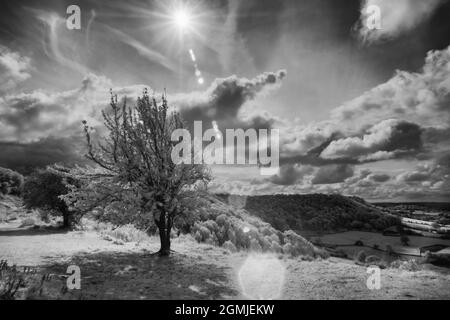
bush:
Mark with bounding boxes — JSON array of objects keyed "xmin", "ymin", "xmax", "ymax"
[
  {"xmin": 101, "ymin": 224, "xmax": 149, "ymax": 243},
  {"xmin": 222, "ymin": 241, "xmax": 237, "ymax": 253},
  {"xmin": 365, "ymin": 255, "xmax": 381, "ymax": 264},
  {"xmin": 0, "ymin": 167, "xmax": 24, "ymax": 196},
  {"xmin": 355, "ymin": 250, "xmax": 367, "ymax": 264},
  {"xmin": 423, "ymin": 252, "xmax": 450, "ymax": 267},
  {"xmin": 23, "ymin": 167, "xmax": 79, "ymax": 228},
  {"xmin": 386, "ymin": 245, "xmax": 394, "ymax": 256},
  {"xmin": 390, "ymin": 259, "xmax": 421, "ymax": 271},
  {"xmin": 400, "ymin": 235, "xmax": 410, "ymax": 246}
]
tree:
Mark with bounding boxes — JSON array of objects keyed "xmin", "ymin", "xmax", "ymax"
[
  {"xmin": 400, "ymin": 234, "xmax": 410, "ymax": 246},
  {"xmin": 81, "ymin": 91, "xmax": 210, "ymax": 256},
  {"xmin": 23, "ymin": 166, "xmax": 78, "ymax": 228},
  {"xmin": 396, "ymin": 224, "xmax": 410, "ymax": 246},
  {"xmin": 0, "ymin": 167, "xmax": 24, "ymax": 196}
]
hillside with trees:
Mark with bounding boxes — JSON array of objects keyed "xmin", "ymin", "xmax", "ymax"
[{"xmin": 217, "ymin": 194, "xmax": 400, "ymax": 233}]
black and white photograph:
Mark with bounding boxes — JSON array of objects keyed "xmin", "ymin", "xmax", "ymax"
[{"xmin": 0, "ymin": 0, "xmax": 449, "ymax": 305}]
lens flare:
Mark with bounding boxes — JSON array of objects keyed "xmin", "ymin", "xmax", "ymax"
[
  {"xmin": 188, "ymin": 48, "xmax": 204, "ymax": 85},
  {"xmin": 238, "ymin": 254, "xmax": 285, "ymax": 299}
]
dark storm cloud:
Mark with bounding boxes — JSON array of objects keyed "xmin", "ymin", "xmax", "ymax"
[
  {"xmin": 174, "ymin": 69, "xmax": 286, "ymax": 130},
  {"xmin": 0, "ymin": 136, "xmax": 88, "ymax": 173},
  {"xmin": 401, "ymin": 171, "xmax": 430, "ymax": 183},
  {"xmin": 422, "ymin": 127, "xmax": 450, "ymax": 145},
  {"xmin": 311, "ymin": 164, "xmax": 354, "ymax": 185},
  {"xmin": 320, "ymin": 119, "xmax": 423, "ymax": 161},
  {"xmin": 278, "ymin": 119, "xmax": 424, "ymax": 167},
  {"xmin": 369, "ymin": 173, "xmax": 390, "ymax": 183},
  {"xmin": 0, "ymin": 73, "xmax": 112, "ymax": 142}
]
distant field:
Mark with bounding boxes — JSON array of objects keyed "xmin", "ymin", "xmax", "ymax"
[
  {"xmin": 374, "ymin": 202, "xmax": 450, "ymax": 212},
  {"xmin": 316, "ymin": 231, "xmax": 450, "ymax": 256}
]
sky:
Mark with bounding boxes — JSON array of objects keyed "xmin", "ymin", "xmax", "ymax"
[{"xmin": 0, "ymin": 0, "xmax": 450, "ymax": 201}]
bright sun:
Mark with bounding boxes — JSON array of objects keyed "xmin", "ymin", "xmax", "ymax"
[{"xmin": 173, "ymin": 9, "xmax": 191, "ymax": 30}]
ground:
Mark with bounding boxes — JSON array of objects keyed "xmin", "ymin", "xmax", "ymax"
[
  {"xmin": 1, "ymin": 196, "xmax": 449, "ymax": 300},
  {"xmin": 1, "ymin": 225, "xmax": 450, "ymax": 299}
]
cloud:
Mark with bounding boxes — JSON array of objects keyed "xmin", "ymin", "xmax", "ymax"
[
  {"xmin": 0, "ymin": 136, "xmax": 89, "ymax": 174},
  {"xmin": 173, "ymin": 70, "xmax": 286, "ymax": 130},
  {"xmin": 369, "ymin": 173, "xmax": 391, "ymax": 183},
  {"xmin": 0, "ymin": 73, "xmax": 115, "ymax": 143},
  {"xmin": 269, "ymin": 164, "xmax": 314, "ymax": 185},
  {"xmin": 0, "ymin": 46, "xmax": 32, "ymax": 91},
  {"xmin": 320, "ymin": 119, "xmax": 423, "ymax": 161},
  {"xmin": 311, "ymin": 164, "xmax": 354, "ymax": 185},
  {"xmin": 277, "ymin": 46, "xmax": 450, "ymax": 170},
  {"xmin": 355, "ymin": 0, "xmax": 445, "ymax": 44},
  {"xmin": 210, "ymin": 47, "xmax": 450, "ymax": 199},
  {"xmin": 28, "ymin": 9, "xmax": 91, "ymax": 75},
  {"xmin": 333, "ymin": 47, "xmax": 450, "ymax": 129},
  {"xmin": 0, "ymin": 70, "xmax": 287, "ymax": 171},
  {"xmin": 281, "ymin": 122, "xmax": 336, "ymax": 158}
]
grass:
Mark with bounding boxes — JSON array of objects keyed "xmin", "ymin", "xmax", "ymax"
[
  {"xmin": 101, "ymin": 224, "xmax": 149, "ymax": 244},
  {"xmin": 317, "ymin": 231, "xmax": 450, "ymax": 256}
]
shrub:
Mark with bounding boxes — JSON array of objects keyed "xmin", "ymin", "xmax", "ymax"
[
  {"xmin": 19, "ymin": 218, "xmax": 36, "ymax": 228},
  {"xmin": 355, "ymin": 250, "xmax": 367, "ymax": 264},
  {"xmin": 313, "ymin": 247, "xmax": 330, "ymax": 259},
  {"xmin": 222, "ymin": 241, "xmax": 237, "ymax": 253},
  {"xmin": 390, "ymin": 259, "xmax": 421, "ymax": 271},
  {"xmin": 249, "ymin": 239, "xmax": 262, "ymax": 252},
  {"xmin": 400, "ymin": 235, "xmax": 410, "ymax": 246},
  {"xmin": 269, "ymin": 242, "xmax": 282, "ymax": 253},
  {"xmin": 283, "ymin": 230, "xmax": 315, "ymax": 256},
  {"xmin": 101, "ymin": 224, "xmax": 149, "ymax": 243},
  {"xmin": 423, "ymin": 252, "xmax": 450, "ymax": 267},
  {"xmin": 365, "ymin": 255, "xmax": 381, "ymax": 264},
  {"xmin": 0, "ymin": 167, "xmax": 24, "ymax": 196},
  {"xmin": 386, "ymin": 245, "xmax": 394, "ymax": 256},
  {"xmin": 282, "ymin": 243, "xmax": 295, "ymax": 256},
  {"xmin": 0, "ymin": 261, "xmax": 25, "ymax": 300},
  {"xmin": 365, "ymin": 255, "xmax": 388, "ymax": 269},
  {"xmin": 23, "ymin": 167, "xmax": 79, "ymax": 228}
]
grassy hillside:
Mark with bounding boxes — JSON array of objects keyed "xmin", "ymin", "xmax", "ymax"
[
  {"xmin": 217, "ymin": 193, "xmax": 400, "ymax": 233},
  {"xmin": 188, "ymin": 195, "xmax": 328, "ymax": 258}
]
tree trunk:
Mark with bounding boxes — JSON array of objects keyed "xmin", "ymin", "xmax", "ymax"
[
  {"xmin": 156, "ymin": 211, "xmax": 172, "ymax": 256},
  {"xmin": 62, "ymin": 211, "xmax": 70, "ymax": 229}
]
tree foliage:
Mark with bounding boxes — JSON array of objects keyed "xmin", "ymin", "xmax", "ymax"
[
  {"xmin": 0, "ymin": 167, "xmax": 24, "ymax": 196},
  {"xmin": 23, "ymin": 165, "xmax": 79, "ymax": 228}
]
